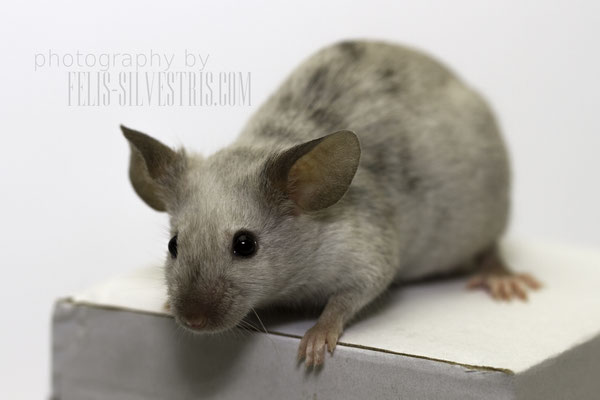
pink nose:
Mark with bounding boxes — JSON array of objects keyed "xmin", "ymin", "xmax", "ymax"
[{"xmin": 181, "ymin": 314, "xmax": 208, "ymax": 330}]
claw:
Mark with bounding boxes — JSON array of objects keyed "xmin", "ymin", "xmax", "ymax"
[{"xmin": 326, "ymin": 331, "xmax": 338, "ymax": 354}]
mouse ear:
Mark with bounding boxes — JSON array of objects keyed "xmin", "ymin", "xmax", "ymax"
[
  {"xmin": 265, "ymin": 130, "xmax": 361, "ymax": 211},
  {"xmin": 121, "ymin": 125, "xmax": 185, "ymax": 212}
]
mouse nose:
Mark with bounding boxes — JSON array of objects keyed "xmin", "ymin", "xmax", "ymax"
[
  {"xmin": 177, "ymin": 297, "xmax": 220, "ymax": 331},
  {"xmin": 181, "ymin": 314, "xmax": 208, "ymax": 330},
  {"xmin": 174, "ymin": 279, "xmax": 232, "ymax": 331}
]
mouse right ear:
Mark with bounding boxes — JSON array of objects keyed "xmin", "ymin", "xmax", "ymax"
[{"xmin": 121, "ymin": 125, "xmax": 185, "ymax": 212}]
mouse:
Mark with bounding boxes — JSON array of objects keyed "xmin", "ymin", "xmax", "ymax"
[{"xmin": 121, "ymin": 40, "xmax": 540, "ymax": 367}]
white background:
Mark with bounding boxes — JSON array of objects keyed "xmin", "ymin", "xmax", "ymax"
[{"xmin": 1, "ymin": 1, "xmax": 598, "ymax": 398}]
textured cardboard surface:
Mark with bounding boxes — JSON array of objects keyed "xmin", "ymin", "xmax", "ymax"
[
  {"xmin": 54, "ymin": 239, "xmax": 600, "ymax": 399},
  {"xmin": 52, "ymin": 303, "xmax": 515, "ymax": 400}
]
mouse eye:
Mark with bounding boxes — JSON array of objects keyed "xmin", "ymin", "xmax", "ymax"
[
  {"xmin": 168, "ymin": 235, "xmax": 178, "ymax": 258},
  {"xmin": 232, "ymin": 231, "xmax": 257, "ymax": 258}
]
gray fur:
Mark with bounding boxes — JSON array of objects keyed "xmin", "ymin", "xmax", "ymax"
[{"xmin": 124, "ymin": 40, "xmax": 509, "ymax": 339}]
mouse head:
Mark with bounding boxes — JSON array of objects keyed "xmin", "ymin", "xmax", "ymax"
[{"xmin": 122, "ymin": 125, "xmax": 360, "ymax": 333}]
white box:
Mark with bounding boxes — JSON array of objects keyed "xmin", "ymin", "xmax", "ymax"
[{"xmin": 51, "ymin": 240, "xmax": 600, "ymax": 399}]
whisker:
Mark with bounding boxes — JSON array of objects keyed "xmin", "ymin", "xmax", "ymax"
[
  {"xmin": 251, "ymin": 307, "xmax": 269, "ymax": 335},
  {"xmin": 251, "ymin": 308, "xmax": 281, "ymax": 360}
]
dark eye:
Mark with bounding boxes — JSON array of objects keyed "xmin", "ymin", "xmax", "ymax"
[
  {"xmin": 168, "ymin": 235, "xmax": 178, "ymax": 258},
  {"xmin": 232, "ymin": 231, "xmax": 257, "ymax": 258}
]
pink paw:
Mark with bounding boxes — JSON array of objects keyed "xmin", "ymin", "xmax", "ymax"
[
  {"xmin": 467, "ymin": 272, "xmax": 541, "ymax": 301},
  {"xmin": 297, "ymin": 322, "xmax": 342, "ymax": 367}
]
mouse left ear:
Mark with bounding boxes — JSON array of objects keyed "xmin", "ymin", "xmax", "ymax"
[
  {"xmin": 121, "ymin": 125, "xmax": 185, "ymax": 212},
  {"xmin": 264, "ymin": 130, "xmax": 361, "ymax": 212}
]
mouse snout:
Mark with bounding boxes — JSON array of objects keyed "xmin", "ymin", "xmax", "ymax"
[
  {"xmin": 174, "ymin": 279, "xmax": 234, "ymax": 332},
  {"xmin": 180, "ymin": 304, "xmax": 210, "ymax": 330}
]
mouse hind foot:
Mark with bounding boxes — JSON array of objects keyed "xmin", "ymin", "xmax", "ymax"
[{"xmin": 466, "ymin": 245, "xmax": 542, "ymax": 301}]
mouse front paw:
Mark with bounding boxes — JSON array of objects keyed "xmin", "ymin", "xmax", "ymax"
[{"xmin": 297, "ymin": 321, "xmax": 343, "ymax": 367}]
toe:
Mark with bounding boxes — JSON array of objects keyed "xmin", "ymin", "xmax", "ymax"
[
  {"xmin": 498, "ymin": 279, "xmax": 511, "ymax": 301},
  {"xmin": 305, "ymin": 336, "xmax": 315, "ymax": 367},
  {"xmin": 519, "ymin": 273, "xmax": 542, "ymax": 290},
  {"xmin": 489, "ymin": 277, "xmax": 502, "ymax": 299},
  {"xmin": 326, "ymin": 331, "xmax": 339, "ymax": 354},
  {"xmin": 314, "ymin": 336, "xmax": 326, "ymax": 366},
  {"xmin": 297, "ymin": 336, "xmax": 309, "ymax": 362},
  {"xmin": 510, "ymin": 279, "xmax": 528, "ymax": 301}
]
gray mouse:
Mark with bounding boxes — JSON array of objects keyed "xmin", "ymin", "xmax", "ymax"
[{"xmin": 122, "ymin": 40, "xmax": 540, "ymax": 367}]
